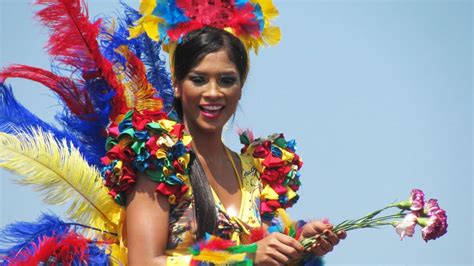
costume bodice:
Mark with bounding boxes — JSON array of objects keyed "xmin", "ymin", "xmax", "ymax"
[{"xmin": 165, "ymin": 153, "xmax": 261, "ymax": 264}]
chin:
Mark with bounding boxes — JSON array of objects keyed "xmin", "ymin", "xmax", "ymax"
[
  {"xmin": 195, "ymin": 118, "xmax": 227, "ymax": 134},
  {"xmin": 183, "ymin": 110, "xmax": 234, "ymax": 136}
]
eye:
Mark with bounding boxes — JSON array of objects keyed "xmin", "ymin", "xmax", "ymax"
[
  {"xmin": 189, "ymin": 75, "xmax": 207, "ymax": 86},
  {"xmin": 219, "ymin": 76, "xmax": 238, "ymax": 88}
]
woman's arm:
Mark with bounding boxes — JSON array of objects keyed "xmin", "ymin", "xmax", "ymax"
[{"xmin": 125, "ymin": 172, "xmax": 170, "ymax": 266}]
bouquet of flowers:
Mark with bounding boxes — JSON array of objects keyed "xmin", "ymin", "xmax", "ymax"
[{"xmin": 300, "ymin": 188, "xmax": 448, "ymax": 251}]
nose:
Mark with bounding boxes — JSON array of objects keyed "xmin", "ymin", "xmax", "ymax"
[{"xmin": 203, "ymin": 80, "xmax": 221, "ymax": 99}]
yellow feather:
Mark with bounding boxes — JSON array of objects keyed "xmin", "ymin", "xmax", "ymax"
[
  {"xmin": 0, "ymin": 129, "xmax": 121, "ymax": 233},
  {"xmin": 276, "ymin": 208, "xmax": 292, "ymax": 228},
  {"xmin": 262, "ymin": 26, "xmax": 281, "ymax": 46},
  {"xmin": 193, "ymin": 250, "xmax": 246, "ymax": 264},
  {"xmin": 139, "ymin": 0, "xmax": 156, "ymax": 15}
]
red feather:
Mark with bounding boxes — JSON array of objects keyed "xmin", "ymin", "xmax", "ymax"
[
  {"xmin": 7, "ymin": 232, "xmax": 89, "ymax": 266},
  {"xmin": 0, "ymin": 64, "xmax": 93, "ymax": 116},
  {"xmin": 8, "ymin": 236, "xmax": 59, "ymax": 266},
  {"xmin": 34, "ymin": 0, "xmax": 127, "ymax": 121},
  {"xmin": 249, "ymin": 227, "xmax": 266, "ymax": 243}
]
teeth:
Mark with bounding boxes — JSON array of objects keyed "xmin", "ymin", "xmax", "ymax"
[{"xmin": 202, "ymin": 105, "xmax": 222, "ymax": 111}]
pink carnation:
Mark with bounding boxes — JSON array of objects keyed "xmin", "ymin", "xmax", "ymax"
[
  {"xmin": 410, "ymin": 189, "xmax": 425, "ymax": 212},
  {"xmin": 394, "ymin": 212, "xmax": 418, "ymax": 240},
  {"xmin": 420, "ymin": 214, "xmax": 447, "ymax": 242},
  {"xmin": 420, "ymin": 199, "xmax": 448, "ymax": 241}
]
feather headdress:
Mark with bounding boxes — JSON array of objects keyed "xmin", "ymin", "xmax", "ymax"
[{"xmin": 129, "ymin": 0, "xmax": 281, "ymax": 54}]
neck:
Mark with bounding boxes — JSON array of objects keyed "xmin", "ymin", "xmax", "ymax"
[{"xmin": 185, "ymin": 123, "xmax": 226, "ymax": 163}]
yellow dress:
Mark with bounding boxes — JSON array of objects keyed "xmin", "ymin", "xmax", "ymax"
[{"xmin": 166, "ymin": 151, "xmax": 262, "ymax": 265}]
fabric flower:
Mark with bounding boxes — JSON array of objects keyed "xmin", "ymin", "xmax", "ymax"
[
  {"xmin": 132, "ymin": 109, "xmax": 166, "ymax": 130},
  {"xmin": 101, "ymin": 110, "xmax": 192, "ymax": 206},
  {"xmin": 260, "ymin": 168, "xmax": 282, "ymax": 183}
]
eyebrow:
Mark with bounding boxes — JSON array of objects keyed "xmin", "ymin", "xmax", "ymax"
[{"xmin": 190, "ymin": 70, "xmax": 238, "ymax": 76}]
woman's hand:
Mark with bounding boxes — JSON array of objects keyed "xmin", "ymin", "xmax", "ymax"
[
  {"xmin": 299, "ymin": 220, "xmax": 347, "ymax": 256},
  {"xmin": 253, "ymin": 232, "xmax": 305, "ymax": 266}
]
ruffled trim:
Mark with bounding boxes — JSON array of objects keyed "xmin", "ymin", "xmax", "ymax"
[
  {"xmin": 239, "ymin": 130, "xmax": 303, "ymax": 221},
  {"xmin": 100, "ymin": 110, "xmax": 192, "ymax": 205}
]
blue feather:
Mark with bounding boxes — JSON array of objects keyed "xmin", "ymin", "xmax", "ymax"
[
  {"xmin": 0, "ymin": 83, "xmax": 106, "ymax": 166},
  {"xmin": 0, "ymin": 83, "xmax": 58, "ymax": 135},
  {"xmin": 0, "ymin": 214, "xmax": 112, "ymax": 265},
  {"xmin": 54, "ymin": 78, "xmax": 114, "ymax": 166},
  {"xmin": 86, "ymin": 243, "xmax": 110, "ymax": 265},
  {"xmin": 122, "ymin": 2, "xmax": 174, "ymax": 111},
  {"xmin": 0, "ymin": 213, "xmax": 69, "ymax": 263},
  {"xmin": 154, "ymin": 0, "xmax": 188, "ymax": 26}
]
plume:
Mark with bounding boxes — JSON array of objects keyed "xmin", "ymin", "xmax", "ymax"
[
  {"xmin": 0, "ymin": 129, "xmax": 122, "ymax": 233},
  {"xmin": 0, "ymin": 84, "xmax": 105, "ymax": 166},
  {"xmin": 0, "ymin": 64, "xmax": 93, "ymax": 116},
  {"xmin": 34, "ymin": 0, "xmax": 127, "ymax": 121},
  {"xmin": 0, "ymin": 214, "xmax": 110, "ymax": 265},
  {"xmin": 114, "ymin": 45, "xmax": 164, "ymax": 113},
  {"xmin": 121, "ymin": 2, "xmax": 174, "ymax": 111}
]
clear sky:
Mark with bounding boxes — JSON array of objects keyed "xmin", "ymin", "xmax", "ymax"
[{"xmin": 0, "ymin": 0, "xmax": 472, "ymax": 265}]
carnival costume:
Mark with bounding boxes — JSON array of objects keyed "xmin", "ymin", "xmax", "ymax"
[{"xmin": 0, "ymin": 0, "xmax": 319, "ymax": 265}]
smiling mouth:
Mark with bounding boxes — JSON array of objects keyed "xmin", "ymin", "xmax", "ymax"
[{"xmin": 199, "ymin": 105, "xmax": 224, "ymax": 119}]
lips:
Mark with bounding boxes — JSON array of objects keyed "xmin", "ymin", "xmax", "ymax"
[{"xmin": 199, "ymin": 104, "xmax": 224, "ymax": 119}]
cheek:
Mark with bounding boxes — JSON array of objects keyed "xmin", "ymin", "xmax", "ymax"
[
  {"xmin": 179, "ymin": 83, "xmax": 201, "ymax": 103},
  {"xmin": 226, "ymin": 89, "xmax": 242, "ymax": 109}
]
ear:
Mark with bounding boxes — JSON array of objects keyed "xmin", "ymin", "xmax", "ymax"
[{"xmin": 174, "ymin": 85, "xmax": 181, "ymax": 98}]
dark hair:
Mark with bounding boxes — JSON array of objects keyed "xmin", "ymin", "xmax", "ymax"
[
  {"xmin": 172, "ymin": 27, "xmax": 249, "ymax": 240},
  {"xmin": 173, "ymin": 26, "xmax": 249, "ymax": 85}
]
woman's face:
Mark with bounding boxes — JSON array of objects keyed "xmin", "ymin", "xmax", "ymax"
[{"xmin": 175, "ymin": 49, "xmax": 242, "ymax": 135}]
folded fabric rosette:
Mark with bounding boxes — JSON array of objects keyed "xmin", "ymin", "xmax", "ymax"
[
  {"xmin": 100, "ymin": 109, "xmax": 192, "ymax": 206},
  {"xmin": 239, "ymin": 130, "xmax": 303, "ymax": 222}
]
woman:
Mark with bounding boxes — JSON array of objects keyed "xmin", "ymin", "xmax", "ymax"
[
  {"xmin": 125, "ymin": 26, "xmax": 346, "ymax": 266},
  {"xmin": 0, "ymin": 1, "xmax": 345, "ymax": 265}
]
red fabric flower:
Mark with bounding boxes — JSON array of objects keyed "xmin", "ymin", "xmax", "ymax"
[
  {"xmin": 271, "ymin": 184, "xmax": 288, "ymax": 195},
  {"xmin": 289, "ymin": 184, "xmax": 300, "ymax": 191},
  {"xmin": 105, "ymin": 145, "xmax": 134, "ymax": 161},
  {"xmin": 132, "ymin": 109, "xmax": 166, "ymax": 130},
  {"xmin": 107, "ymin": 124, "xmax": 120, "ymax": 138},
  {"xmin": 259, "ymin": 201, "xmax": 273, "ymax": 214},
  {"xmin": 262, "ymin": 155, "xmax": 284, "ymax": 168},
  {"xmin": 278, "ymin": 165, "xmax": 292, "ymax": 176},
  {"xmin": 252, "ymin": 145, "xmax": 269, "ymax": 158},
  {"xmin": 173, "ymin": 160, "xmax": 184, "ymax": 173},
  {"xmin": 145, "ymin": 135, "xmax": 159, "ymax": 154},
  {"xmin": 260, "ymin": 168, "xmax": 282, "ymax": 183},
  {"xmin": 171, "ymin": 123, "xmax": 186, "ymax": 139},
  {"xmin": 292, "ymin": 154, "xmax": 303, "ymax": 169},
  {"xmin": 156, "ymin": 183, "xmax": 189, "ymax": 199},
  {"xmin": 117, "ymin": 165, "xmax": 137, "ymax": 192}
]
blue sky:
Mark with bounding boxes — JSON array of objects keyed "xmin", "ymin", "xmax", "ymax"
[{"xmin": 1, "ymin": 0, "xmax": 472, "ymax": 265}]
